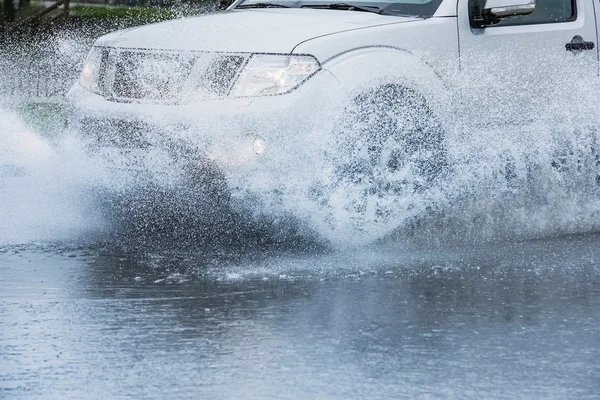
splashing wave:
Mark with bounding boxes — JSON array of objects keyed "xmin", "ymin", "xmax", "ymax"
[{"xmin": 2, "ymin": 43, "xmax": 600, "ymax": 248}]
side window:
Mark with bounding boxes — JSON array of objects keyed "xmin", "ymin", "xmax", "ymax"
[{"xmin": 469, "ymin": 0, "xmax": 576, "ymax": 27}]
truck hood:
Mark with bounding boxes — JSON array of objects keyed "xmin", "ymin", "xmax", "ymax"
[{"xmin": 95, "ymin": 9, "xmax": 419, "ymax": 54}]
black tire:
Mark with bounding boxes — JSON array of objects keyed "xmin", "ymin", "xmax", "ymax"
[{"xmin": 314, "ymin": 84, "xmax": 449, "ymax": 240}]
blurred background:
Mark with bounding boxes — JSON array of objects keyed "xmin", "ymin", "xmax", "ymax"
[{"xmin": 0, "ymin": 0, "xmax": 220, "ymax": 32}]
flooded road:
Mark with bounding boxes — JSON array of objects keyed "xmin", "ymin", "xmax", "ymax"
[
  {"xmin": 2, "ymin": 31, "xmax": 600, "ymax": 399},
  {"xmin": 2, "ymin": 236, "xmax": 599, "ymax": 399}
]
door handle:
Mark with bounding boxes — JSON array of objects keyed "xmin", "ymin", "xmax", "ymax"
[{"xmin": 566, "ymin": 35, "xmax": 595, "ymax": 52}]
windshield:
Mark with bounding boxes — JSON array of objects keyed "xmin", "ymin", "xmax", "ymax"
[{"xmin": 234, "ymin": 0, "xmax": 442, "ymax": 17}]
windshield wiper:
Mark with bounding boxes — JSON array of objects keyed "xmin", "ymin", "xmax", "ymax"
[
  {"xmin": 236, "ymin": 2, "xmax": 291, "ymax": 8},
  {"xmin": 300, "ymin": 3, "xmax": 383, "ymax": 13}
]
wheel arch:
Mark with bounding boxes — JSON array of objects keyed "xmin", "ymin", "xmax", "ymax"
[{"xmin": 321, "ymin": 46, "xmax": 454, "ymax": 129}]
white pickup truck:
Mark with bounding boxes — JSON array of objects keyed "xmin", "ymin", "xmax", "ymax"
[{"xmin": 67, "ymin": 0, "xmax": 599, "ymax": 240}]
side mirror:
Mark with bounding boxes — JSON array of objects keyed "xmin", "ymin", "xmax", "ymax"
[{"xmin": 472, "ymin": 0, "xmax": 536, "ymax": 28}]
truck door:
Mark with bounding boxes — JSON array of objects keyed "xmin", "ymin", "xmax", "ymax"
[{"xmin": 457, "ymin": 0, "xmax": 598, "ymax": 127}]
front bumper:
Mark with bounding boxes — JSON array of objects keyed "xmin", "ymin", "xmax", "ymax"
[{"xmin": 67, "ymin": 69, "xmax": 346, "ymax": 189}]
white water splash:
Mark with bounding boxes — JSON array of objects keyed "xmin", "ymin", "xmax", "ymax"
[
  {"xmin": 3, "ymin": 38, "xmax": 600, "ymax": 248},
  {"xmin": 0, "ymin": 106, "xmax": 106, "ymax": 245},
  {"xmin": 222, "ymin": 74, "xmax": 600, "ymax": 246}
]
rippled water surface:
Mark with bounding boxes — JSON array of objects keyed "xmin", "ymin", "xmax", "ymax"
[{"xmin": 1, "ymin": 236, "xmax": 599, "ymax": 399}]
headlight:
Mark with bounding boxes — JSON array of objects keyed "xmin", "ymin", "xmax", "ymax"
[
  {"xmin": 230, "ymin": 54, "xmax": 320, "ymax": 98},
  {"xmin": 79, "ymin": 47, "xmax": 103, "ymax": 94}
]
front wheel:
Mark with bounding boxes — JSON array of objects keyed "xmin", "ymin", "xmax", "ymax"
[{"xmin": 312, "ymin": 85, "xmax": 449, "ymax": 243}]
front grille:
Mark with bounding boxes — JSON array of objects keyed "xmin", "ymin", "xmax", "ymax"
[
  {"xmin": 112, "ymin": 51, "xmax": 195, "ymax": 101},
  {"xmin": 99, "ymin": 49, "xmax": 247, "ymax": 104}
]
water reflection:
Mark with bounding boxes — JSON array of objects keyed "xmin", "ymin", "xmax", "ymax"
[{"xmin": 1, "ymin": 235, "xmax": 599, "ymax": 398}]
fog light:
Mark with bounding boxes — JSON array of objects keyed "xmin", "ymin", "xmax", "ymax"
[{"xmin": 253, "ymin": 138, "xmax": 266, "ymax": 155}]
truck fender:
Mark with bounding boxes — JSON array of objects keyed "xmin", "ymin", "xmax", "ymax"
[{"xmin": 321, "ymin": 47, "xmax": 455, "ymax": 129}]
